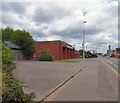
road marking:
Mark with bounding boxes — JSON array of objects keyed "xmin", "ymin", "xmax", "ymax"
[
  {"xmin": 114, "ymin": 64, "xmax": 118, "ymax": 68},
  {"xmin": 105, "ymin": 60, "xmax": 113, "ymax": 64},
  {"xmin": 102, "ymin": 60, "xmax": 119, "ymax": 76},
  {"xmin": 104, "ymin": 59, "xmax": 119, "ymax": 68}
]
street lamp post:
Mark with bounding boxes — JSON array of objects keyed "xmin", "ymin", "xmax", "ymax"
[{"xmin": 83, "ymin": 21, "xmax": 87, "ymax": 59}]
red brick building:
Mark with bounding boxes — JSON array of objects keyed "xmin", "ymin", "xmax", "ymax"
[
  {"xmin": 35, "ymin": 40, "xmax": 80, "ymax": 60},
  {"xmin": 115, "ymin": 48, "xmax": 120, "ymax": 58}
]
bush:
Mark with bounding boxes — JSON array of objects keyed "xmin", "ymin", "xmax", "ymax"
[
  {"xmin": 2, "ymin": 43, "xmax": 35, "ymax": 102},
  {"xmin": 2, "ymin": 73, "xmax": 35, "ymax": 103},
  {"xmin": 38, "ymin": 50, "xmax": 54, "ymax": 61},
  {"xmin": 2, "ymin": 44, "xmax": 16, "ymax": 73},
  {"xmin": 110, "ymin": 54, "xmax": 115, "ymax": 58}
]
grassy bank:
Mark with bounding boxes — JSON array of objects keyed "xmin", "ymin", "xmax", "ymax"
[{"xmin": 54, "ymin": 59, "xmax": 80, "ymax": 63}]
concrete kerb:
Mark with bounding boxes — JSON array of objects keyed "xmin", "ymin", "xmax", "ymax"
[{"xmin": 38, "ymin": 65, "xmax": 87, "ymax": 102}]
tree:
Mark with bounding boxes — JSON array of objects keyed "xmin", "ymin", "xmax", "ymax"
[
  {"xmin": 79, "ymin": 49, "xmax": 97, "ymax": 58},
  {"xmin": 2, "ymin": 27, "xmax": 14, "ymax": 42},
  {"xmin": 79, "ymin": 50, "xmax": 86, "ymax": 57},
  {"xmin": 79, "ymin": 50, "xmax": 83, "ymax": 56},
  {"xmin": 85, "ymin": 51, "xmax": 97, "ymax": 58},
  {"xmin": 85, "ymin": 51, "xmax": 92, "ymax": 58},
  {"xmin": 11, "ymin": 29, "xmax": 35, "ymax": 59},
  {"xmin": 2, "ymin": 27, "xmax": 35, "ymax": 59},
  {"xmin": 38, "ymin": 50, "xmax": 54, "ymax": 61}
]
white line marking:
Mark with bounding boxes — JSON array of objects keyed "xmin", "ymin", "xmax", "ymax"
[
  {"xmin": 114, "ymin": 64, "xmax": 118, "ymax": 68},
  {"xmin": 102, "ymin": 60, "xmax": 119, "ymax": 76},
  {"xmin": 105, "ymin": 60, "xmax": 113, "ymax": 64},
  {"xmin": 105, "ymin": 60, "xmax": 118, "ymax": 68}
]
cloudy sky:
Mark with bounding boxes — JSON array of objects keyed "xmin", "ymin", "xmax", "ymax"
[{"xmin": 1, "ymin": 0, "xmax": 119, "ymax": 53}]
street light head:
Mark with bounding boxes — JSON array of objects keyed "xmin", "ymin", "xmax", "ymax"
[{"xmin": 83, "ymin": 21, "xmax": 87, "ymax": 23}]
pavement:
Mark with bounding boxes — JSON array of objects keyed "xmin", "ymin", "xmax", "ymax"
[{"xmin": 13, "ymin": 60, "xmax": 86, "ymax": 101}]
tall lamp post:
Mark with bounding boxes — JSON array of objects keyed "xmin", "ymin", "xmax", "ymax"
[{"xmin": 83, "ymin": 21, "xmax": 87, "ymax": 59}]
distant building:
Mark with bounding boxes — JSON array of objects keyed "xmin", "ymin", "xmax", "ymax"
[
  {"xmin": 4, "ymin": 41, "xmax": 21, "ymax": 50},
  {"xmin": 107, "ymin": 45, "xmax": 116, "ymax": 56},
  {"xmin": 4, "ymin": 41, "xmax": 23, "ymax": 60},
  {"xmin": 106, "ymin": 48, "xmax": 120, "ymax": 58},
  {"xmin": 109, "ymin": 45, "xmax": 111, "ymax": 51},
  {"xmin": 35, "ymin": 40, "xmax": 80, "ymax": 60},
  {"xmin": 116, "ymin": 48, "xmax": 120, "ymax": 54},
  {"xmin": 115, "ymin": 48, "xmax": 120, "ymax": 58},
  {"xmin": 107, "ymin": 50, "xmax": 116, "ymax": 56}
]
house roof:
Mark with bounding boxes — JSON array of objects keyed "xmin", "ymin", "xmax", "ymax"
[{"xmin": 4, "ymin": 41, "xmax": 21, "ymax": 50}]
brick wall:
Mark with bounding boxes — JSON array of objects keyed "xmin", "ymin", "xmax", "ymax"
[{"xmin": 35, "ymin": 41, "xmax": 80, "ymax": 60}]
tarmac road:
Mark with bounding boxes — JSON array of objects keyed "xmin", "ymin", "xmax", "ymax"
[
  {"xmin": 102, "ymin": 57, "xmax": 119, "ymax": 74},
  {"xmin": 13, "ymin": 58, "xmax": 118, "ymax": 102},
  {"xmin": 44, "ymin": 58, "xmax": 118, "ymax": 101},
  {"xmin": 13, "ymin": 60, "xmax": 86, "ymax": 101}
]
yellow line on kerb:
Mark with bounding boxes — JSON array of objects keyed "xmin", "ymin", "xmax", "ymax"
[{"xmin": 101, "ymin": 59, "xmax": 119, "ymax": 76}]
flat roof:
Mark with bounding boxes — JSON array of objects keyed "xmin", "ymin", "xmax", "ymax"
[{"xmin": 36, "ymin": 40, "xmax": 72, "ymax": 47}]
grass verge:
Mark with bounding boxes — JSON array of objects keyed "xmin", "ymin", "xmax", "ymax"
[{"xmin": 54, "ymin": 59, "xmax": 80, "ymax": 63}]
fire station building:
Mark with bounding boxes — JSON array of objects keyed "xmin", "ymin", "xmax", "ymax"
[{"xmin": 35, "ymin": 40, "xmax": 80, "ymax": 60}]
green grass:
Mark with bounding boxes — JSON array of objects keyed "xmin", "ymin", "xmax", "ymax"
[{"xmin": 54, "ymin": 59, "xmax": 80, "ymax": 63}]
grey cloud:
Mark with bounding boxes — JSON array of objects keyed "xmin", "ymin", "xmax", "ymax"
[
  {"xmin": 33, "ymin": 4, "xmax": 71, "ymax": 24},
  {"xmin": 2, "ymin": 2, "xmax": 27, "ymax": 14},
  {"xmin": 85, "ymin": 26, "xmax": 103, "ymax": 35},
  {"xmin": 50, "ymin": 23, "xmax": 103, "ymax": 40},
  {"xmin": 2, "ymin": 13, "xmax": 16, "ymax": 25},
  {"xmin": 29, "ymin": 29, "xmax": 46, "ymax": 38},
  {"xmin": 104, "ymin": 4, "xmax": 118, "ymax": 17},
  {"xmin": 93, "ymin": 41, "xmax": 107, "ymax": 45},
  {"xmin": 1, "ymin": 2, "xmax": 118, "ymax": 53},
  {"xmin": 33, "ymin": 9, "xmax": 53, "ymax": 24},
  {"xmin": 2, "ymin": 12, "xmax": 25, "ymax": 27}
]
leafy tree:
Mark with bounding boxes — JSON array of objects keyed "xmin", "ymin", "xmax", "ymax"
[
  {"xmin": 85, "ymin": 51, "xmax": 97, "ymax": 58},
  {"xmin": 85, "ymin": 51, "xmax": 92, "ymax": 58},
  {"xmin": 11, "ymin": 29, "xmax": 35, "ymax": 59},
  {"xmin": 79, "ymin": 49, "xmax": 97, "ymax": 58},
  {"xmin": 2, "ymin": 27, "xmax": 35, "ymax": 59},
  {"xmin": 79, "ymin": 50, "xmax": 83, "ymax": 56},
  {"xmin": 2, "ymin": 27, "xmax": 14, "ymax": 42},
  {"xmin": 38, "ymin": 50, "xmax": 54, "ymax": 61},
  {"xmin": 79, "ymin": 50, "xmax": 86, "ymax": 58}
]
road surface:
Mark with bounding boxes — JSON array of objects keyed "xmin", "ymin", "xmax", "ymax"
[
  {"xmin": 101, "ymin": 57, "xmax": 119, "ymax": 73},
  {"xmin": 13, "ymin": 60, "xmax": 86, "ymax": 101},
  {"xmin": 44, "ymin": 58, "xmax": 118, "ymax": 101},
  {"xmin": 13, "ymin": 58, "xmax": 118, "ymax": 102}
]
